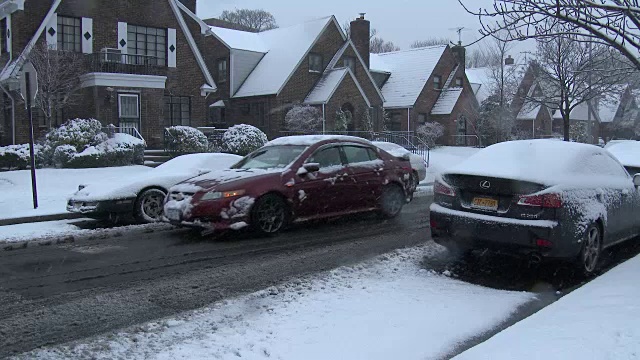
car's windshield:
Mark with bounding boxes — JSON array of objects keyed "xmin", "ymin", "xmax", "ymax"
[{"xmin": 232, "ymin": 145, "xmax": 308, "ymax": 169}]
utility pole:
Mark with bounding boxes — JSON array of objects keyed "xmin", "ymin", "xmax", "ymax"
[{"xmin": 21, "ymin": 61, "xmax": 39, "ymax": 209}]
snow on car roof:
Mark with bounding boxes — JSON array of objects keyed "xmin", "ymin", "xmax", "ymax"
[
  {"xmin": 266, "ymin": 135, "xmax": 372, "ymax": 146},
  {"xmin": 605, "ymin": 140, "xmax": 640, "ymax": 168},
  {"xmin": 155, "ymin": 153, "xmax": 242, "ymax": 173},
  {"xmin": 444, "ymin": 139, "xmax": 629, "ymax": 187}
]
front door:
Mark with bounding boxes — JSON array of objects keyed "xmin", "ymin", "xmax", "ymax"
[
  {"xmin": 118, "ymin": 93, "xmax": 140, "ymax": 137},
  {"xmin": 293, "ymin": 145, "xmax": 349, "ymax": 219}
]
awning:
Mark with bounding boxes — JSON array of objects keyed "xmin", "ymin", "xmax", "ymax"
[{"xmin": 209, "ymin": 100, "xmax": 225, "ymax": 108}]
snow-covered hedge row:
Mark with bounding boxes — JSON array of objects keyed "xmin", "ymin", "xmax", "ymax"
[
  {"xmin": 165, "ymin": 126, "xmax": 209, "ymax": 154},
  {"xmin": 0, "ymin": 144, "xmax": 42, "ymax": 170},
  {"xmin": 221, "ymin": 124, "xmax": 268, "ymax": 156},
  {"xmin": 65, "ymin": 133, "xmax": 145, "ymax": 168}
]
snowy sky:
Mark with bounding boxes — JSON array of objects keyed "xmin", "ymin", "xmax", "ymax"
[{"xmin": 195, "ymin": 0, "xmax": 531, "ymax": 56}]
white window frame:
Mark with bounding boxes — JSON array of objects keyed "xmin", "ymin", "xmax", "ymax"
[{"xmin": 118, "ymin": 93, "xmax": 140, "ymax": 119}]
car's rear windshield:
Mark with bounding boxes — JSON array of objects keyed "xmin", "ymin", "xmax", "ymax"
[{"xmin": 232, "ymin": 145, "xmax": 308, "ymax": 170}]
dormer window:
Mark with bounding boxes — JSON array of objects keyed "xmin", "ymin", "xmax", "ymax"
[
  {"xmin": 217, "ymin": 58, "xmax": 227, "ymax": 83},
  {"xmin": 433, "ymin": 75, "xmax": 442, "ymax": 90},
  {"xmin": 309, "ymin": 53, "xmax": 323, "ymax": 73},
  {"xmin": 343, "ymin": 56, "xmax": 356, "ymax": 74}
]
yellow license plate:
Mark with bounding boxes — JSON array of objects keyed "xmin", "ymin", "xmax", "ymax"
[{"xmin": 472, "ymin": 197, "xmax": 498, "ymax": 210}]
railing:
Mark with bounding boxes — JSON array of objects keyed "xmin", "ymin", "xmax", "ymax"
[
  {"xmin": 103, "ymin": 125, "xmax": 145, "ymax": 145},
  {"xmin": 451, "ymin": 134, "xmax": 481, "ymax": 147},
  {"xmin": 85, "ymin": 53, "xmax": 167, "ymax": 76}
]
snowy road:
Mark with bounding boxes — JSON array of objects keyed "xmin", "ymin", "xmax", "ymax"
[{"xmin": 0, "ymin": 197, "xmax": 432, "ymax": 357}]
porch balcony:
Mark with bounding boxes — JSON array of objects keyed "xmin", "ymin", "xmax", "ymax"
[{"xmin": 85, "ymin": 53, "xmax": 167, "ymax": 77}]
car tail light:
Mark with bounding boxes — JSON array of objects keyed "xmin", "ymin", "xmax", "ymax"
[
  {"xmin": 517, "ymin": 193, "xmax": 562, "ymax": 208},
  {"xmin": 536, "ymin": 239, "xmax": 553, "ymax": 248},
  {"xmin": 430, "ymin": 218, "xmax": 438, "ymax": 229},
  {"xmin": 434, "ymin": 180, "xmax": 456, "ymax": 197}
]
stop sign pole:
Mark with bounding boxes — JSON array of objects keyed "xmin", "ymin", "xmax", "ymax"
[{"xmin": 21, "ymin": 61, "xmax": 38, "ymax": 209}]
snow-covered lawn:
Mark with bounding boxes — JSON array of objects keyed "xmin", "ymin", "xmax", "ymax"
[
  {"xmin": 0, "ymin": 218, "xmax": 170, "ymax": 245},
  {"xmin": 0, "ymin": 166, "xmax": 151, "ymax": 221},
  {"xmin": 22, "ymin": 245, "xmax": 535, "ymax": 360},
  {"xmin": 456, "ymin": 253, "xmax": 640, "ymax": 360},
  {"xmin": 423, "ymin": 146, "xmax": 481, "ymax": 185}
]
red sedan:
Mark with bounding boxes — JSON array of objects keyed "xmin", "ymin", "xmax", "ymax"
[{"xmin": 164, "ymin": 135, "xmax": 414, "ymax": 235}]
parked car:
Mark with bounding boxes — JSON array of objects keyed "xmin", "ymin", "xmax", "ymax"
[
  {"xmin": 164, "ymin": 135, "xmax": 414, "ymax": 235},
  {"xmin": 373, "ymin": 141, "xmax": 427, "ymax": 192},
  {"xmin": 67, "ymin": 153, "xmax": 243, "ymax": 222},
  {"xmin": 605, "ymin": 140, "xmax": 640, "ymax": 175},
  {"xmin": 430, "ymin": 139, "xmax": 640, "ymax": 275}
]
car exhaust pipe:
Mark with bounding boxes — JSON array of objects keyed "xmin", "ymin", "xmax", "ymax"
[{"xmin": 529, "ymin": 253, "xmax": 542, "ymax": 265}]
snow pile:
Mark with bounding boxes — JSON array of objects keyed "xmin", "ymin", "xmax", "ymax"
[
  {"xmin": 165, "ymin": 126, "xmax": 208, "ymax": 153},
  {"xmin": 284, "ymin": 105, "xmax": 323, "ymax": 132},
  {"xmin": 221, "ymin": 124, "xmax": 268, "ymax": 156},
  {"xmin": 456, "ymin": 254, "xmax": 640, "ymax": 360},
  {"xmin": 22, "ymin": 245, "xmax": 535, "ymax": 360}
]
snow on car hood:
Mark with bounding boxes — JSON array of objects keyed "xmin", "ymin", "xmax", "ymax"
[
  {"xmin": 70, "ymin": 170, "xmax": 204, "ymax": 202},
  {"xmin": 171, "ymin": 168, "xmax": 284, "ymax": 193}
]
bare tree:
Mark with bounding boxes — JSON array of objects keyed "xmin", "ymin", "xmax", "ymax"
[
  {"xmin": 370, "ymin": 37, "xmax": 400, "ymax": 53},
  {"xmin": 525, "ymin": 23, "xmax": 634, "ymax": 141},
  {"xmin": 220, "ymin": 8, "xmax": 278, "ymax": 32},
  {"xmin": 458, "ymin": 0, "xmax": 640, "ymax": 69},
  {"xmin": 466, "ymin": 47, "xmax": 492, "ymax": 67},
  {"xmin": 28, "ymin": 43, "xmax": 85, "ymax": 128},
  {"xmin": 411, "ymin": 38, "xmax": 450, "ymax": 48},
  {"xmin": 342, "ymin": 21, "xmax": 378, "ymax": 40}
]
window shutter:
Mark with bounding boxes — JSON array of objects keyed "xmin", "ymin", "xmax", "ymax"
[
  {"xmin": 168, "ymin": 28, "xmax": 176, "ymax": 68},
  {"xmin": 81, "ymin": 17, "xmax": 93, "ymax": 54},
  {"xmin": 118, "ymin": 22, "xmax": 128, "ymax": 54},
  {"xmin": 5, "ymin": 14, "xmax": 11, "ymax": 55},
  {"xmin": 46, "ymin": 13, "xmax": 57, "ymax": 50}
]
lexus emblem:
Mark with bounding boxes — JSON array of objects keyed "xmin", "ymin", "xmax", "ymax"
[{"xmin": 480, "ymin": 180, "xmax": 491, "ymax": 189}]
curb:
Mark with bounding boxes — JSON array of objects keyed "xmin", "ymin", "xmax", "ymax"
[{"xmin": 0, "ymin": 213, "xmax": 84, "ymax": 227}]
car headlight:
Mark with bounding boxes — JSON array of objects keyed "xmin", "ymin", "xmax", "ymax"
[{"xmin": 201, "ymin": 189, "xmax": 246, "ymax": 201}]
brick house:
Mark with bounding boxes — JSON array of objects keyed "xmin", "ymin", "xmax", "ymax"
[
  {"xmin": 0, "ymin": 0, "xmax": 222, "ymax": 148},
  {"xmin": 370, "ymin": 44, "xmax": 478, "ymax": 146}
]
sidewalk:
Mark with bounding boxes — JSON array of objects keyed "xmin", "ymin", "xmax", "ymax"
[{"xmin": 455, "ymin": 253, "xmax": 640, "ymax": 359}]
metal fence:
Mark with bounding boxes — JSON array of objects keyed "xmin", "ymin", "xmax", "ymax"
[{"xmin": 103, "ymin": 126, "xmax": 145, "ymax": 144}]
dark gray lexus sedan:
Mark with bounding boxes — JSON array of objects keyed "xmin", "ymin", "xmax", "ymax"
[{"xmin": 430, "ymin": 140, "xmax": 640, "ymax": 276}]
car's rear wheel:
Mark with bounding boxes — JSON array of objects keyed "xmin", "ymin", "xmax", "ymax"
[
  {"xmin": 379, "ymin": 184, "xmax": 405, "ymax": 218},
  {"xmin": 251, "ymin": 194, "xmax": 288, "ymax": 235},
  {"xmin": 578, "ymin": 223, "xmax": 602, "ymax": 276},
  {"xmin": 135, "ymin": 188, "xmax": 167, "ymax": 223}
]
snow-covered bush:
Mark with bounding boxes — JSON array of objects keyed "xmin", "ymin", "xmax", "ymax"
[
  {"xmin": 382, "ymin": 110, "xmax": 391, "ymax": 131},
  {"xmin": 52, "ymin": 144, "xmax": 77, "ymax": 168},
  {"xmin": 221, "ymin": 124, "xmax": 268, "ymax": 156},
  {"xmin": 416, "ymin": 122, "xmax": 444, "ymax": 147},
  {"xmin": 570, "ymin": 121, "xmax": 593, "ymax": 143},
  {"xmin": 0, "ymin": 144, "xmax": 33, "ymax": 169},
  {"xmin": 45, "ymin": 118, "xmax": 103, "ymax": 151},
  {"xmin": 335, "ymin": 109, "xmax": 352, "ymax": 132},
  {"xmin": 284, "ymin": 105, "xmax": 322, "ymax": 133},
  {"xmin": 360, "ymin": 106, "xmax": 374, "ymax": 132},
  {"xmin": 165, "ymin": 126, "xmax": 208, "ymax": 153},
  {"xmin": 66, "ymin": 133, "xmax": 145, "ymax": 168}
]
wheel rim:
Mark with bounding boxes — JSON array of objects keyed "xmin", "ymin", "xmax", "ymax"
[
  {"xmin": 385, "ymin": 187, "xmax": 403, "ymax": 215},
  {"xmin": 141, "ymin": 192, "xmax": 164, "ymax": 220},
  {"xmin": 256, "ymin": 197, "xmax": 285, "ymax": 233},
  {"xmin": 583, "ymin": 227, "xmax": 601, "ymax": 273}
]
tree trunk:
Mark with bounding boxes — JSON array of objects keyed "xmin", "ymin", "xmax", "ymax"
[{"xmin": 563, "ymin": 108, "xmax": 570, "ymax": 142}]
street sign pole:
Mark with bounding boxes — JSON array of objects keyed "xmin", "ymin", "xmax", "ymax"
[{"xmin": 25, "ymin": 73, "xmax": 38, "ymax": 209}]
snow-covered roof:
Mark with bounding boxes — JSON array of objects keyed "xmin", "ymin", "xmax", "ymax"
[
  {"xmin": 209, "ymin": 100, "xmax": 225, "ymax": 108},
  {"xmin": 267, "ymin": 135, "xmax": 371, "ymax": 146},
  {"xmin": 304, "ymin": 68, "xmax": 349, "ymax": 104},
  {"xmin": 553, "ymin": 102, "xmax": 600, "ymax": 122},
  {"xmin": 370, "ymin": 45, "xmax": 447, "ymax": 108},
  {"xmin": 444, "ymin": 139, "xmax": 630, "ymax": 187},
  {"xmin": 208, "ymin": 26, "xmax": 268, "ymax": 53},
  {"xmin": 369, "ymin": 55, "xmax": 392, "ymax": 73},
  {"xmin": 516, "ymin": 101, "xmax": 542, "ymax": 120},
  {"xmin": 431, "ymin": 88, "xmax": 463, "ymax": 115},
  {"xmin": 465, "ymin": 64, "xmax": 526, "ymax": 105},
  {"xmin": 598, "ymin": 98, "xmax": 621, "ymax": 123},
  {"xmin": 231, "ymin": 16, "xmax": 342, "ymax": 98}
]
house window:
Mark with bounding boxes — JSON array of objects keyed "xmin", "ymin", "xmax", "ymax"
[
  {"xmin": 118, "ymin": 94, "xmax": 140, "ymax": 131},
  {"xmin": 455, "ymin": 77, "xmax": 463, "ymax": 87},
  {"xmin": 390, "ymin": 113, "xmax": 402, "ymax": 131},
  {"xmin": 0, "ymin": 18, "xmax": 6, "ymax": 53},
  {"xmin": 343, "ymin": 56, "xmax": 356, "ymax": 73},
  {"xmin": 164, "ymin": 96, "xmax": 191, "ymax": 126},
  {"xmin": 433, "ymin": 75, "xmax": 442, "ymax": 90},
  {"xmin": 418, "ymin": 113, "xmax": 427, "ymax": 125},
  {"xmin": 57, "ymin": 16, "xmax": 81, "ymax": 52},
  {"xmin": 127, "ymin": 25, "xmax": 167, "ymax": 66},
  {"xmin": 309, "ymin": 53, "xmax": 323, "ymax": 73},
  {"xmin": 209, "ymin": 107, "xmax": 226, "ymax": 128},
  {"xmin": 217, "ymin": 58, "xmax": 228, "ymax": 83}
]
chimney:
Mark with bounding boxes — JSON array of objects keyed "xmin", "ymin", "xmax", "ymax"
[
  {"xmin": 505, "ymin": 55, "xmax": 515, "ymax": 65},
  {"xmin": 451, "ymin": 43, "xmax": 466, "ymax": 71},
  {"xmin": 350, "ymin": 13, "xmax": 370, "ymax": 69},
  {"xmin": 178, "ymin": 0, "xmax": 196, "ymax": 13}
]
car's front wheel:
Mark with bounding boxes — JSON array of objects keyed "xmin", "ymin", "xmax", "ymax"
[
  {"xmin": 251, "ymin": 194, "xmax": 288, "ymax": 235},
  {"xmin": 379, "ymin": 184, "xmax": 405, "ymax": 218},
  {"xmin": 135, "ymin": 188, "xmax": 167, "ymax": 223},
  {"xmin": 578, "ymin": 223, "xmax": 602, "ymax": 276}
]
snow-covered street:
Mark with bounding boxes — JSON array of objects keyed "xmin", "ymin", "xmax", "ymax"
[{"xmin": 18, "ymin": 245, "xmax": 535, "ymax": 360}]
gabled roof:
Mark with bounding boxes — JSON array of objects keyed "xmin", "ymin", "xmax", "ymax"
[
  {"xmin": 219, "ymin": 16, "xmax": 344, "ymax": 98},
  {"xmin": 465, "ymin": 64, "xmax": 526, "ymax": 105},
  {"xmin": 431, "ymin": 88, "xmax": 463, "ymax": 115},
  {"xmin": 304, "ymin": 67, "xmax": 371, "ymax": 106},
  {"xmin": 553, "ymin": 102, "xmax": 601, "ymax": 122},
  {"xmin": 517, "ymin": 101, "xmax": 544, "ymax": 120},
  {"xmin": 370, "ymin": 45, "xmax": 447, "ymax": 108}
]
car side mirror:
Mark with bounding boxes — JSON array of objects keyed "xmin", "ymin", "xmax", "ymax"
[
  {"xmin": 634, "ymin": 174, "xmax": 640, "ymax": 188},
  {"xmin": 297, "ymin": 162, "xmax": 320, "ymax": 176}
]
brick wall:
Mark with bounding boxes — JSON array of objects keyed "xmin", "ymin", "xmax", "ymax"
[
  {"xmin": 339, "ymin": 45, "xmax": 382, "ymax": 107},
  {"xmin": 325, "ymin": 74, "xmax": 370, "ymax": 131}
]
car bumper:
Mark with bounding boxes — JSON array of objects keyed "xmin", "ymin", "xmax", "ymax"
[
  {"xmin": 67, "ymin": 198, "xmax": 135, "ymax": 216},
  {"xmin": 163, "ymin": 197, "xmax": 250, "ymax": 232},
  {"xmin": 429, "ymin": 204, "xmax": 579, "ymax": 259}
]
